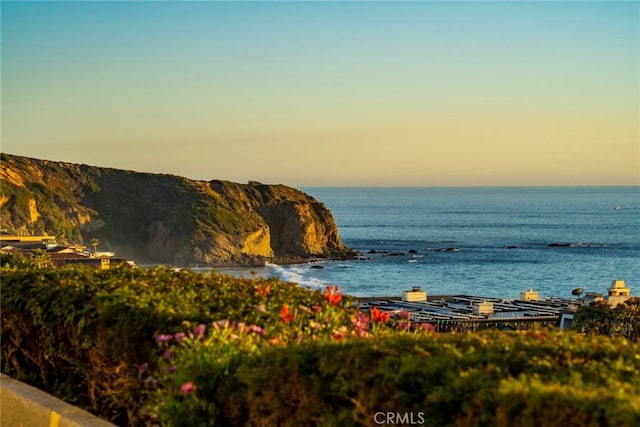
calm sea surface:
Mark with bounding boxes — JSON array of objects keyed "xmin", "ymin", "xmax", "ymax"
[{"xmin": 219, "ymin": 187, "xmax": 640, "ymax": 299}]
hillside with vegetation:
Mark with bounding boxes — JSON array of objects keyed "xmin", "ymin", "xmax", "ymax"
[{"xmin": 0, "ymin": 153, "xmax": 349, "ymax": 266}]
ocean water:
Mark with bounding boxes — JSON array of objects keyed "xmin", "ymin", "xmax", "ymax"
[{"xmin": 219, "ymin": 187, "xmax": 640, "ymax": 299}]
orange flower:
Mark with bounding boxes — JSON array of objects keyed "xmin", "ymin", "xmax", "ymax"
[
  {"xmin": 371, "ymin": 307, "xmax": 390, "ymax": 323},
  {"xmin": 280, "ymin": 305, "xmax": 294, "ymax": 323},
  {"xmin": 326, "ymin": 292, "xmax": 343, "ymax": 306},
  {"xmin": 324, "ymin": 286, "xmax": 343, "ymax": 306},
  {"xmin": 256, "ymin": 284, "xmax": 271, "ymax": 298}
]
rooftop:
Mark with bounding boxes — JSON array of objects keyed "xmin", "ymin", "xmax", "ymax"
[{"xmin": 358, "ymin": 293, "xmax": 581, "ymax": 324}]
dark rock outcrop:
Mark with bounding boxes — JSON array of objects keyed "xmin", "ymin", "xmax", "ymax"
[{"xmin": 0, "ymin": 153, "xmax": 349, "ymax": 266}]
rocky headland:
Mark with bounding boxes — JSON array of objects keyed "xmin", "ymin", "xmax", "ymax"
[{"xmin": 0, "ymin": 153, "xmax": 351, "ymax": 266}]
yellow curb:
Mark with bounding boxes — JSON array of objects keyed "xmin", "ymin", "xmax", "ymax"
[{"xmin": 1, "ymin": 374, "xmax": 115, "ymax": 427}]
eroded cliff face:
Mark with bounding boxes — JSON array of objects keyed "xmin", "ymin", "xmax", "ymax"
[{"xmin": 0, "ymin": 153, "xmax": 349, "ymax": 266}]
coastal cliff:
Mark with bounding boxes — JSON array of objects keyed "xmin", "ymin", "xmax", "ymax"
[{"xmin": 0, "ymin": 153, "xmax": 349, "ymax": 266}]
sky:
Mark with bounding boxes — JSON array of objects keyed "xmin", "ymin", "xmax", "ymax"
[{"xmin": 1, "ymin": 1, "xmax": 639, "ymax": 187}]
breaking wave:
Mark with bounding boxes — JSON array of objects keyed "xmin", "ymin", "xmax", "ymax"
[{"xmin": 265, "ymin": 262, "xmax": 329, "ymax": 289}]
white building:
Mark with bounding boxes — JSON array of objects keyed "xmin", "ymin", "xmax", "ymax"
[
  {"xmin": 402, "ymin": 286, "xmax": 427, "ymax": 302},
  {"xmin": 606, "ymin": 279, "xmax": 632, "ymax": 307}
]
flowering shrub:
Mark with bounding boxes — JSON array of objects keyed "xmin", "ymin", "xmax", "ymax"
[
  {"xmin": 150, "ymin": 323, "xmax": 640, "ymax": 426},
  {"xmin": 1, "ymin": 266, "xmax": 353, "ymax": 425},
  {"xmin": 3, "ymin": 265, "xmax": 640, "ymax": 426},
  {"xmin": 148, "ymin": 285, "xmax": 640, "ymax": 426},
  {"xmin": 147, "ymin": 286, "xmax": 427, "ymax": 426}
]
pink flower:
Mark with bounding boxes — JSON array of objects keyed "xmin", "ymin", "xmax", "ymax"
[
  {"xmin": 180, "ymin": 381, "xmax": 196, "ymax": 395},
  {"xmin": 247, "ymin": 325, "xmax": 266, "ymax": 337},
  {"xmin": 165, "ymin": 365, "xmax": 177, "ymax": 374},
  {"xmin": 162, "ymin": 349, "xmax": 173, "ymax": 360},
  {"xmin": 193, "ymin": 323, "xmax": 206, "ymax": 337},
  {"xmin": 174, "ymin": 332, "xmax": 186, "ymax": 341},
  {"xmin": 213, "ymin": 319, "xmax": 230, "ymax": 329},
  {"xmin": 312, "ymin": 305, "xmax": 323, "ymax": 313},
  {"xmin": 417, "ymin": 322, "xmax": 436, "ymax": 332},
  {"xmin": 351, "ymin": 312, "xmax": 371, "ymax": 336},
  {"xmin": 139, "ymin": 362, "xmax": 149, "ymax": 372},
  {"xmin": 397, "ymin": 310, "xmax": 412, "ymax": 320},
  {"xmin": 396, "ymin": 320, "xmax": 411, "ymax": 331},
  {"xmin": 155, "ymin": 334, "xmax": 173, "ymax": 343}
]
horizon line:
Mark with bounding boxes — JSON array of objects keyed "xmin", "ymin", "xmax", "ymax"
[
  {"xmin": 2, "ymin": 152, "xmax": 638, "ymax": 189},
  {"xmin": 300, "ymin": 184, "xmax": 640, "ymax": 189}
]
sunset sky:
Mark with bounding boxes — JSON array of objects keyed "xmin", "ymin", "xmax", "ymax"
[{"xmin": 2, "ymin": 1, "xmax": 638, "ymax": 186}]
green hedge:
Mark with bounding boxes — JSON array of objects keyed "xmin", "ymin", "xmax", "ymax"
[
  {"xmin": 1, "ymin": 265, "xmax": 336, "ymax": 425},
  {"xmin": 2, "ymin": 263, "xmax": 640, "ymax": 426},
  {"xmin": 151, "ymin": 327, "xmax": 640, "ymax": 427}
]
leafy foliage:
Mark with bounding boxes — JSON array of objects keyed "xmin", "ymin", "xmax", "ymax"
[
  {"xmin": 1, "ymin": 250, "xmax": 53, "ymax": 269},
  {"xmin": 150, "ymin": 315, "xmax": 640, "ymax": 427},
  {"xmin": 2, "ymin": 265, "xmax": 639, "ymax": 426},
  {"xmin": 574, "ymin": 298, "xmax": 640, "ymax": 342},
  {"xmin": 1, "ymin": 265, "xmax": 331, "ymax": 425}
]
